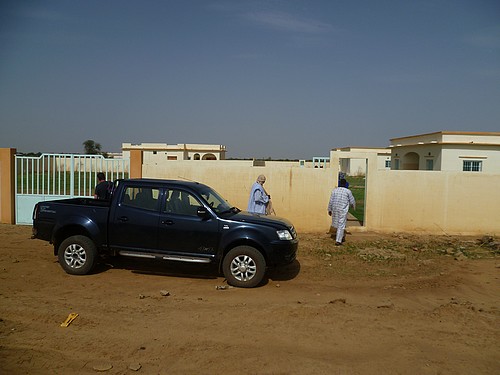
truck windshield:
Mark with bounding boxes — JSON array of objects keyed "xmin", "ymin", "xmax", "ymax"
[{"xmin": 199, "ymin": 187, "xmax": 234, "ymax": 215}]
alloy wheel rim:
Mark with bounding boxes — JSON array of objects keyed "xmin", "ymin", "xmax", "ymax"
[
  {"xmin": 63, "ymin": 244, "xmax": 86, "ymax": 269},
  {"xmin": 230, "ymin": 255, "xmax": 257, "ymax": 281}
]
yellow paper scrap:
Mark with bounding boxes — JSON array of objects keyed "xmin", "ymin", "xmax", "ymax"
[{"xmin": 60, "ymin": 313, "xmax": 79, "ymax": 327}]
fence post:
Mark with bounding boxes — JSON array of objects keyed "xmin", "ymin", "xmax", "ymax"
[
  {"xmin": 70, "ymin": 154, "xmax": 75, "ymax": 197},
  {"xmin": 0, "ymin": 148, "xmax": 16, "ymax": 224}
]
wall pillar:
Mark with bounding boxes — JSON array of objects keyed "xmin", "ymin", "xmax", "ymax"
[
  {"xmin": 363, "ymin": 153, "xmax": 378, "ymax": 230},
  {"xmin": 329, "ymin": 150, "xmax": 340, "ymax": 186},
  {"xmin": 0, "ymin": 148, "xmax": 16, "ymax": 224},
  {"xmin": 130, "ymin": 150, "xmax": 143, "ymax": 178}
]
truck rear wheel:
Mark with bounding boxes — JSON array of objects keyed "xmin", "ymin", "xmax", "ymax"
[
  {"xmin": 223, "ymin": 246, "xmax": 266, "ymax": 288},
  {"xmin": 58, "ymin": 235, "xmax": 97, "ymax": 275}
]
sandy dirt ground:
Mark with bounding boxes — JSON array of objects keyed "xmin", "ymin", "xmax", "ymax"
[{"xmin": 0, "ymin": 224, "xmax": 499, "ymax": 375}]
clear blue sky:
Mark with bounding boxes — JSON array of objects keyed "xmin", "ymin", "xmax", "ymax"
[{"xmin": 1, "ymin": 0, "xmax": 499, "ymax": 159}]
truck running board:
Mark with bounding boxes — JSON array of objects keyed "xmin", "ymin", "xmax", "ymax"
[
  {"xmin": 162, "ymin": 255, "xmax": 211, "ymax": 263},
  {"xmin": 118, "ymin": 251, "xmax": 212, "ymax": 264}
]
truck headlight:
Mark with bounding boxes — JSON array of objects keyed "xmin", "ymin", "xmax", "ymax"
[{"xmin": 276, "ymin": 230, "xmax": 293, "ymax": 240}]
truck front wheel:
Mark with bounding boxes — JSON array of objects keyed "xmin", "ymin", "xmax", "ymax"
[
  {"xmin": 58, "ymin": 235, "xmax": 97, "ymax": 275},
  {"xmin": 223, "ymin": 246, "xmax": 266, "ymax": 288}
]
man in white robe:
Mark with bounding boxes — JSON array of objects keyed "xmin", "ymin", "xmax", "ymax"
[{"xmin": 328, "ymin": 178, "xmax": 356, "ymax": 245}]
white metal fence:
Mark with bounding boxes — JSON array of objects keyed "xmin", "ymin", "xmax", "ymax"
[{"xmin": 15, "ymin": 153, "xmax": 129, "ymax": 224}]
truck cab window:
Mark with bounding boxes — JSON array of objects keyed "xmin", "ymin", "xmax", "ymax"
[
  {"xmin": 165, "ymin": 189, "xmax": 201, "ymax": 216},
  {"xmin": 123, "ymin": 187, "xmax": 159, "ymax": 211}
]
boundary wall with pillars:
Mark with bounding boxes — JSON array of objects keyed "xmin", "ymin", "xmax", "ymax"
[
  {"xmin": 2, "ymin": 148, "xmax": 499, "ymax": 235},
  {"xmin": 144, "ymin": 151, "xmax": 499, "ymax": 235},
  {"xmin": 331, "ymin": 149, "xmax": 499, "ymax": 236}
]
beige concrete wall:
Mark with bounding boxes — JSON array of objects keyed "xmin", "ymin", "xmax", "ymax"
[
  {"xmin": 365, "ymin": 170, "xmax": 500, "ymax": 235},
  {"xmin": 3, "ymin": 146, "xmax": 497, "ymax": 235},
  {"xmin": 143, "ymin": 161, "xmax": 336, "ymax": 232}
]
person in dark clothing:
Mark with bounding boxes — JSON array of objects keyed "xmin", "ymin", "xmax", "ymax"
[
  {"xmin": 94, "ymin": 172, "xmax": 112, "ymax": 199},
  {"xmin": 338, "ymin": 171, "xmax": 349, "ymax": 189}
]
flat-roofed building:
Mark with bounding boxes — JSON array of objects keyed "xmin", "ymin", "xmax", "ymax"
[
  {"xmin": 332, "ymin": 147, "xmax": 391, "ymax": 176},
  {"xmin": 122, "ymin": 143, "xmax": 226, "ymax": 164},
  {"xmin": 389, "ymin": 131, "xmax": 500, "ymax": 172}
]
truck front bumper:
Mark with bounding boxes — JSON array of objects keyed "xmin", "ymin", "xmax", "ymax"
[{"xmin": 268, "ymin": 239, "xmax": 298, "ymax": 266}]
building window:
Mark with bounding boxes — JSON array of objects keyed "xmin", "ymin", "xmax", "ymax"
[
  {"xmin": 385, "ymin": 160, "xmax": 391, "ymax": 168},
  {"xmin": 394, "ymin": 159, "xmax": 400, "ymax": 170},
  {"xmin": 152, "ymin": 151, "xmax": 157, "ymax": 155},
  {"xmin": 463, "ymin": 160, "xmax": 482, "ymax": 172},
  {"xmin": 425, "ymin": 159, "xmax": 433, "ymax": 170}
]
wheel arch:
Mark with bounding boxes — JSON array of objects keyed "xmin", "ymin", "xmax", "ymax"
[
  {"xmin": 219, "ymin": 237, "xmax": 267, "ymax": 272},
  {"xmin": 53, "ymin": 224, "xmax": 95, "ymax": 256}
]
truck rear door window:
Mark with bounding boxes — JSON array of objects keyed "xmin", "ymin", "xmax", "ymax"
[{"xmin": 122, "ymin": 187, "xmax": 160, "ymax": 211}]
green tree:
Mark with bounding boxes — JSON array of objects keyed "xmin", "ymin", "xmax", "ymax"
[{"xmin": 83, "ymin": 140, "xmax": 103, "ymax": 155}]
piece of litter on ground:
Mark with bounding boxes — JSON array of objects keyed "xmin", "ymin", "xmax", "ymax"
[
  {"xmin": 215, "ymin": 285, "xmax": 234, "ymax": 290},
  {"xmin": 129, "ymin": 362, "xmax": 142, "ymax": 371},
  {"xmin": 60, "ymin": 312, "xmax": 78, "ymax": 327},
  {"xmin": 92, "ymin": 362, "xmax": 113, "ymax": 372},
  {"xmin": 377, "ymin": 302, "xmax": 395, "ymax": 309},
  {"xmin": 160, "ymin": 290, "xmax": 170, "ymax": 296},
  {"xmin": 329, "ymin": 298, "xmax": 346, "ymax": 304}
]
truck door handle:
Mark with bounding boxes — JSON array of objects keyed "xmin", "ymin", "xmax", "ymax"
[
  {"xmin": 118, "ymin": 216, "xmax": 129, "ymax": 222},
  {"xmin": 161, "ymin": 220, "xmax": 174, "ymax": 225}
]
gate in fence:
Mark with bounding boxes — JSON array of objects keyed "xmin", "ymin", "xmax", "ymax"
[{"xmin": 15, "ymin": 153, "xmax": 130, "ymax": 224}]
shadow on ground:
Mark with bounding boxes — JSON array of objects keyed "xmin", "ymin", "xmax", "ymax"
[
  {"xmin": 266, "ymin": 259, "xmax": 301, "ymax": 282},
  {"xmin": 95, "ymin": 256, "xmax": 219, "ymax": 280},
  {"xmin": 90, "ymin": 256, "xmax": 301, "ymax": 286}
]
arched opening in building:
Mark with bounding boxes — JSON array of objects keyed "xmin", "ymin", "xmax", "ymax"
[
  {"xmin": 193, "ymin": 153, "xmax": 200, "ymax": 160},
  {"xmin": 202, "ymin": 153, "xmax": 216, "ymax": 160},
  {"xmin": 402, "ymin": 152, "xmax": 419, "ymax": 170}
]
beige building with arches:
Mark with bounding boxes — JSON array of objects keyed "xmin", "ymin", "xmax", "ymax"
[
  {"xmin": 334, "ymin": 147, "xmax": 391, "ymax": 176},
  {"xmin": 122, "ymin": 143, "xmax": 226, "ymax": 164},
  {"xmin": 389, "ymin": 131, "xmax": 500, "ymax": 172}
]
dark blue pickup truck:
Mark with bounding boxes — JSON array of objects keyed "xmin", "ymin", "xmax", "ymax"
[{"xmin": 32, "ymin": 178, "xmax": 298, "ymax": 287}]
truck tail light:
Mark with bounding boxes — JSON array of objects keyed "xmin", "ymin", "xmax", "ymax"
[{"xmin": 32, "ymin": 203, "xmax": 39, "ymax": 221}]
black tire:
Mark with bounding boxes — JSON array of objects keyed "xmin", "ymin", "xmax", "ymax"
[
  {"xmin": 57, "ymin": 235, "xmax": 97, "ymax": 275},
  {"xmin": 223, "ymin": 246, "xmax": 266, "ymax": 288}
]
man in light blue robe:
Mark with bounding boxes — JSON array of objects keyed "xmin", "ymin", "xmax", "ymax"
[{"xmin": 247, "ymin": 175, "xmax": 270, "ymax": 214}]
